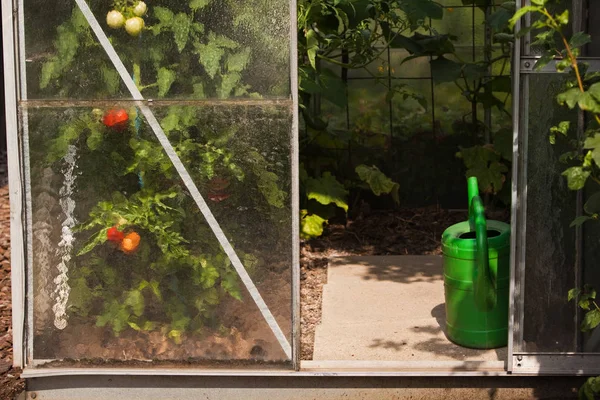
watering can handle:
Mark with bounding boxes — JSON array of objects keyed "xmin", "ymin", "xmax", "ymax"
[{"xmin": 467, "ymin": 177, "xmax": 497, "ymax": 311}]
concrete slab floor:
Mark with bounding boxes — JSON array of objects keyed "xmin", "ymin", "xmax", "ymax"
[{"xmin": 313, "ymin": 255, "xmax": 507, "ymax": 362}]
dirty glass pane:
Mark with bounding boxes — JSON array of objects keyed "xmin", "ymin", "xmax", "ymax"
[
  {"xmin": 23, "ymin": 0, "xmax": 290, "ymax": 99},
  {"xmin": 389, "ymin": 49, "xmax": 430, "ymax": 79},
  {"xmin": 431, "ymin": 81, "xmax": 472, "ymax": 134},
  {"xmin": 27, "ymin": 103, "xmax": 293, "ymax": 365},
  {"xmin": 520, "ymin": 74, "xmax": 579, "ymax": 353},
  {"xmin": 347, "ymin": 80, "xmax": 391, "ymax": 136},
  {"xmin": 391, "ymin": 78, "xmax": 432, "ymax": 135}
]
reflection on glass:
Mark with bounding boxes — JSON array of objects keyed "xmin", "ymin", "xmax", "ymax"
[
  {"xmin": 522, "ymin": 74, "xmax": 578, "ymax": 353},
  {"xmin": 29, "ymin": 104, "xmax": 292, "ymax": 365}
]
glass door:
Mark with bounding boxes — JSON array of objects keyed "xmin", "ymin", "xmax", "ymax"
[
  {"xmin": 509, "ymin": 0, "xmax": 600, "ymax": 374},
  {"xmin": 11, "ymin": 0, "xmax": 298, "ymax": 369}
]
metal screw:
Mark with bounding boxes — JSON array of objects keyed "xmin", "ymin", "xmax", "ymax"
[
  {"xmin": 517, "ymin": 355, "xmax": 523, "ymax": 361},
  {"xmin": 524, "ymin": 62, "xmax": 531, "ymax": 69},
  {"xmin": 30, "ymin": 393, "xmax": 37, "ymax": 399}
]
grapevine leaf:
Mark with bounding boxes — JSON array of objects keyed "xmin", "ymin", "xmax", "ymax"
[
  {"xmin": 300, "ymin": 210, "xmax": 327, "ymax": 239},
  {"xmin": 305, "ymin": 172, "xmax": 348, "ymax": 212},
  {"xmin": 355, "ymin": 164, "xmax": 400, "ymax": 203},
  {"xmin": 157, "ymin": 67, "xmax": 176, "ymax": 97},
  {"xmin": 562, "ymin": 166, "xmax": 590, "ymax": 190},
  {"xmin": 581, "ymin": 309, "xmax": 600, "ymax": 332}
]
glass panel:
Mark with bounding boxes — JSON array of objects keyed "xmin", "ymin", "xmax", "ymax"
[
  {"xmin": 431, "ymin": 81, "xmax": 472, "ymax": 134},
  {"xmin": 347, "ymin": 79, "xmax": 391, "ymax": 137},
  {"xmin": 28, "ymin": 103, "xmax": 293, "ymax": 365},
  {"xmin": 23, "ymin": 0, "xmax": 290, "ymax": 99},
  {"xmin": 520, "ymin": 74, "xmax": 579, "ymax": 353},
  {"xmin": 588, "ymin": 1, "xmax": 600, "ymax": 56},
  {"xmin": 391, "ymin": 78, "xmax": 432, "ymax": 134}
]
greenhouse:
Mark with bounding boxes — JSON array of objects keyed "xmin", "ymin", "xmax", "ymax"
[{"xmin": 2, "ymin": 0, "xmax": 600, "ymax": 398}]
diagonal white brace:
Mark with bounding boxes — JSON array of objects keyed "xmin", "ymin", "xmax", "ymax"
[{"xmin": 73, "ymin": 0, "xmax": 292, "ymax": 359}]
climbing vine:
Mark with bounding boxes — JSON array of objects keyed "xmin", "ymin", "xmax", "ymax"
[{"xmin": 510, "ymin": 2, "xmax": 600, "ymax": 397}]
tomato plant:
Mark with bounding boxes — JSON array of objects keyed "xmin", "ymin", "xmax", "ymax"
[
  {"xmin": 35, "ymin": 0, "xmax": 291, "ymax": 345},
  {"xmin": 102, "ymin": 108, "xmax": 129, "ymax": 130}
]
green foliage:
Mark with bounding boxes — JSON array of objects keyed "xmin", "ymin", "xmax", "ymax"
[
  {"xmin": 300, "ymin": 210, "xmax": 327, "ymax": 239},
  {"xmin": 40, "ymin": 0, "xmax": 289, "ymax": 341},
  {"xmin": 580, "ymin": 376, "xmax": 600, "ymax": 400},
  {"xmin": 458, "ymin": 145, "xmax": 509, "ymax": 195},
  {"xmin": 355, "ymin": 164, "xmax": 399, "ymax": 203},
  {"xmin": 513, "ymin": 4, "xmax": 600, "ymax": 390},
  {"xmin": 305, "ymin": 172, "xmax": 349, "ymax": 212},
  {"xmin": 297, "ymin": 0, "xmax": 429, "ymax": 236}
]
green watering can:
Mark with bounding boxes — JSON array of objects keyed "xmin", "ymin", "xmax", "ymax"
[{"xmin": 441, "ymin": 177, "xmax": 510, "ymax": 349}]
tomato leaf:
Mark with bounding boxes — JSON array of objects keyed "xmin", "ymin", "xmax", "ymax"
[{"xmin": 157, "ymin": 67, "xmax": 176, "ymax": 97}]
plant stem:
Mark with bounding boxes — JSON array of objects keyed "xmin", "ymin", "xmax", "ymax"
[{"xmin": 540, "ymin": 8, "xmax": 600, "ymax": 126}]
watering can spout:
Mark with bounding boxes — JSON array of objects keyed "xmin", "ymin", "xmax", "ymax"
[{"xmin": 467, "ymin": 177, "xmax": 497, "ymax": 311}]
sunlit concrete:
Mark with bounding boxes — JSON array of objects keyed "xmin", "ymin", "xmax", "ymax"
[{"xmin": 313, "ymin": 255, "xmax": 507, "ymax": 362}]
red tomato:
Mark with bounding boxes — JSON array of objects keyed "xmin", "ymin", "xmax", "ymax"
[
  {"xmin": 102, "ymin": 109, "xmax": 129, "ymax": 131},
  {"xmin": 107, "ymin": 226, "xmax": 125, "ymax": 243},
  {"xmin": 120, "ymin": 232, "xmax": 141, "ymax": 254},
  {"xmin": 208, "ymin": 192, "xmax": 231, "ymax": 202}
]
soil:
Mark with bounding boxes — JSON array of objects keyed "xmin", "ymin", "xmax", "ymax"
[{"xmin": 299, "ymin": 206, "xmax": 509, "ymax": 360}]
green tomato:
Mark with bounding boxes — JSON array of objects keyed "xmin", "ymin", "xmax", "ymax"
[
  {"xmin": 125, "ymin": 17, "xmax": 145, "ymax": 37},
  {"xmin": 106, "ymin": 10, "xmax": 125, "ymax": 29},
  {"xmin": 133, "ymin": 1, "xmax": 147, "ymax": 17}
]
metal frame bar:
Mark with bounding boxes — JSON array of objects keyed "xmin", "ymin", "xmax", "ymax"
[
  {"xmin": 2, "ymin": 0, "xmax": 26, "ymax": 369},
  {"xmin": 520, "ymin": 57, "xmax": 600, "ymax": 73},
  {"xmin": 509, "ymin": 0, "xmax": 600, "ymax": 373},
  {"xmin": 507, "ymin": 0, "xmax": 522, "ymax": 372},
  {"xmin": 22, "ymin": 360, "xmax": 509, "ymax": 378},
  {"xmin": 8, "ymin": 0, "xmax": 299, "ymax": 366},
  {"xmin": 289, "ymin": 0, "xmax": 300, "ymax": 371},
  {"xmin": 512, "ymin": 354, "xmax": 600, "ymax": 375}
]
